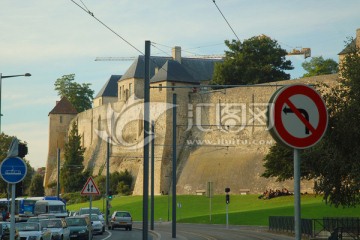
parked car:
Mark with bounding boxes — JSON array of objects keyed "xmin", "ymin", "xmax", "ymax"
[
  {"xmin": 65, "ymin": 216, "xmax": 92, "ymax": 240},
  {"xmin": 109, "ymin": 211, "xmax": 132, "ymax": 231},
  {"xmin": 81, "ymin": 214, "xmax": 103, "ymax": 235},
  {"xmin": 0, "ymin": 221, "xmax": 19, "ymax": 240},
  {"xmin": 15, "ymin": 222, "xmax": 52, "ymax": 240},
  {"xmin": 78, "ymin": 208, "xmax": 105, "ymax": 232},
  {"xmin": 40, "ymin": 218, "xmax": 70, "ymax": 240}
]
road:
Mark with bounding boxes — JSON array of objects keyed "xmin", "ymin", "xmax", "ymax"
[{"xmin": 93, "ymin": 222, "xmax": 294, "ymax": 240}]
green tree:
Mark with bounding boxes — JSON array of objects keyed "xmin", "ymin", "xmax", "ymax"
[
  {"xmin": 29, "ymin": 174, "xmax": 45, "ymax": 196},
  {"xmin": 211, "ymin": 36, "xmax": 293, "ymax": 86},
  {"xmin": 262, "ymin": 39, "xmax": 360, "ymax": 207},
  {"xmin": 54, "ymin": 74, "xmax": 94, "ymax": 112},
  {"xmin": 0, "ymin": 133, "xmax": 34, "ymax": 197},
  {"xmin": 302, "ymin": 56, "xmax": 338, "ymax": 77},
  {"xmin": 60, "ymin": 121, "xmax": 89, "ymax": 192}
]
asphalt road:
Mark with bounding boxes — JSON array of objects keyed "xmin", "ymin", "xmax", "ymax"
[
  {"xmin": 94, "ymin": 222, "xmax": 294, "ymax": 240},
  {"xmin": 151, "ymin": 222, "xmax": 294, "ymax": 240}
]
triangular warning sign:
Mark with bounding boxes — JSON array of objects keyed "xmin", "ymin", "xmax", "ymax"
[{"xmin": 81, "ymin": 177, "xmax": 100, "ymax": 195}]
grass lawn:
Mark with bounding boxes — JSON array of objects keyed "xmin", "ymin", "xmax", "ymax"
[{"xmin": 67, "ymin": 194, "xmax": 360, "ymax": 226}]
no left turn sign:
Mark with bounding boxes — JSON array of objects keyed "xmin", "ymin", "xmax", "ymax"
[{"xmin": 267, "ymin": 84, "xmax": 328, "ymax": 149}]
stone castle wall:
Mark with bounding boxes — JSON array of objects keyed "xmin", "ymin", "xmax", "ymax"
[{"xmin": 45, "ymin": 74, "xmax": 338, "ymax": 195}]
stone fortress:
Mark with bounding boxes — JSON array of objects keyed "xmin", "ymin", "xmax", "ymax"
[{"xmin": 44, "ymin": 28, "xmax": 359, "ymax": 196}]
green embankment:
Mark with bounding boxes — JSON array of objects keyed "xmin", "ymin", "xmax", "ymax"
[{"xmin": 67, "ymin": 194, "xmax": 360, "ymax": 226}]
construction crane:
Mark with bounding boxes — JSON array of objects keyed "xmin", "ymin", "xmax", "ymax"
[
  {"xmin": 95, "ymin": 57, "xmax": 136, "ymax": 61},
  {"xmin": 95, "ymin": 48, "xmax": 311, "ymax": 61},
  {"xmin": 286, "ymin": 48, "xmax": 311, "ymax": 59}
]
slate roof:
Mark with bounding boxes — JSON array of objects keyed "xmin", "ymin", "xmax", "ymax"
[
  {"xmin": 120, "ymin": 56, "xmax": 221, "ymax": 83},
  {"xmin": 150, "ymin": 60, "xmax": 197, "ymax": 84},
  {"xmin": 338, "ymin": 39, "xmax": 356, "ymax": 55},
  {"xmin": 95, "ymin": 75, "xmax": 122, "ymax": 98},
  {"xmin": 49, "ymin": 97, "xmax": 78, "ymax": 115}
]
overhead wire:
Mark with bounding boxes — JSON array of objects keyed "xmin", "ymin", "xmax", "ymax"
[
  {"xmin": 70, "ymin": 0, "xmax": 144, "ymax": 55},
  {"xmin": 211, "ymin": 0, "xmax": 240, "ymax": 42}
]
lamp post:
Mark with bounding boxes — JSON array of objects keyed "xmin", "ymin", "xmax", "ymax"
[
  {"xmin": 0, "ymin": 73, "xmax": 31, "ymax": 240},
  {"xmin": 0, "ymin": 73, "xmax": 31, "ymax": 133}
]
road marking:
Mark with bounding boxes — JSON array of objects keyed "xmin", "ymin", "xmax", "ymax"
[{"xmin": 100, "ymin": 230, "xmax": 112, "ymax": 240}]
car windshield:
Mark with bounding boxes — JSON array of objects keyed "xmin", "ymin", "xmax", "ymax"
[
  {"xmin": 79, "ymin": 208, "xmax": 101, "ymax": 215},
  {"xmin": 49, "ymin": 205, "xmax": 66, "ymax": 213},
  {"xmin": 41, "ymin": 220, "xmax": 62, "ymax": 228},
  {"xmin": 16, "ymin": 223, "xmax": 40, "ymax": 231},
  {"xmin": 115, "ymin": 212, "xmax": 131, "ymax": 217},
  {"xmin": 66, "ymin": 218, "xmax": 86, "ymax": 226},
  {"xmin": 1, "ymin": 222, "xmax": 10, "ymax": 230}
]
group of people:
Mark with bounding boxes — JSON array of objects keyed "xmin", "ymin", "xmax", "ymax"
[
  {"xmin": 1, "ymin": 208, "xmax": 9, "ymax": 221},
  {"xmin": 258, "ymin": 188, "xmax": 292, "ymax": 200}
]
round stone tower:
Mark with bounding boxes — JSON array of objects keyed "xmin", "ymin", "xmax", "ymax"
[{"xmin": 44, "ymin": 97, "xmax": 77, "ymax": 195}]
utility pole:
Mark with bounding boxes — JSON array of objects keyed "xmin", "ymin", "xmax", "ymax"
[
  {"xmin": 57, "ymin": 148, "xmax": 60, "ymax": 199},
  {"xmin": 172, "ymin": 93, "xmax": 177, "ymax": 238},
  {"xmin": 142, "ymin": 40, "xmax": 151, "ymax": 240},
  {"xmin": 150, "ymin": 121, "xmax": 155, "ymax": 230},
  {"xmin": 106, "ymin": 138, "xmax": 110, "ymax": 226}
]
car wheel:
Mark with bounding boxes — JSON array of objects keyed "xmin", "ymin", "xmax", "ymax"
[
  {"xmin": 108, "ymin": 225, "xmax": 112, "ymax": 230},
  {"xmin": 129, "ymin": 226, "xmax": 132, "ymax": 231}
]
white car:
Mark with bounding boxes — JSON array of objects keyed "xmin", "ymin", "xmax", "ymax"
[
  {"xmin": 16, "ymin": 222, "xmax": 52, "ymax": 240},
  {"xmin": 81, "ymin": 214, "xmax": 103, "ymax": 235},
  {"xmin": 78, "ymin": 207, "xmax": 105, "ymax": 232},
  {"xmin": 40, "ymin": 218, "xmax": 70, "ymax": 240}
]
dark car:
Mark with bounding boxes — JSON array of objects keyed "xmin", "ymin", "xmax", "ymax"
[
  {"xmin": 0, "ymin": 221, "xmax": 19, "ymax": 240},
  {"xmin": 109, "ymin": 211, "xmax": 132, "ymax": 231},
  {"xmin": 65, "ymin": 216, "xmax": 93, "ymax": 240}
]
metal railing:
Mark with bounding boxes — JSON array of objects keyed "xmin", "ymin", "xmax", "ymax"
[{"xmin": 269, "ymin": 216, "xmax": 360, "ymax": 239}]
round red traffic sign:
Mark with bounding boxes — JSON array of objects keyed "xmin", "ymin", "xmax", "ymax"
[{"xmin": 268, "ymin": 84, "xmax": 328, "ymax": 149}]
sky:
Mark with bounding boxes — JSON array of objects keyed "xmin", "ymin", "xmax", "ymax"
[{"xmin": 0, "ymin": 0, "xmax": 359, "ymax": 169}]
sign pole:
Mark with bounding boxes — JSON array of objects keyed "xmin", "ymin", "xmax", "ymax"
[
  {"xmin": 226, "ymin": 203, "xmax": 229, "ymax": 229},
  {"xmin": 10, "ymin": 183, "xmax": 15, "ymax": 240},
  {"xmin": 294, "ymin": 149, "xmax": 301, "ymax": 240},
  {"xmin": 89, "ymin": 195, "xmax": 93, "ymax": 240}
]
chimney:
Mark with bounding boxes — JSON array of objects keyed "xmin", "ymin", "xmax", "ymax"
[
  {"xmin": 172, "ymin": 46, "xmax": 181, "ymax": 64},
  {"xmin": 356, "ymin": 28, "xmax": 360, "ymax": 49}
]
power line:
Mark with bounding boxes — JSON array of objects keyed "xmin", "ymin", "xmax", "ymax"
[
  {"xmin": 70, "ymin": 0, "xmax": 144, "ymax": 55},
  {"xmin": 211, "ymin": 0, "xmax": 240, "ymax": 42}
]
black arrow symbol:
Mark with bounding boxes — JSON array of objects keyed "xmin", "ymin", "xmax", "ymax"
[
  {"xmin": 87, "ymin": 185, "xmax": 90, "ymax": 192},
  {"xmin": 91, "ymin": 185, "xmax": 94, "ymax": 192},
  {"xmin": 283, "ymin": 107, "xmax": 310, "ymax": 134}
]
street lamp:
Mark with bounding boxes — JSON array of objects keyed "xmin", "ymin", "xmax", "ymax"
[
  {"xmin": 0, "ymin": 73, "xmax": 31, "ymax": 133},
  {"xmin": 0, "ymin": 73, "xmax": 31, "ymax": 240}
]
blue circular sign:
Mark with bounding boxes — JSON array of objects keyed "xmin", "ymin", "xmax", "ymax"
[{"xmin": 0, "ymin": 157, "xmax": 27, "ymax": 184}]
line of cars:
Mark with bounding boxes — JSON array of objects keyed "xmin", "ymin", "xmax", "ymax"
[
  {"xmin": 0, "ymin": 207, "xmax": 133, "ymax": 240},
  {"xmin": 9, "ymin": 215, "xmax": 92, "ymax": 240}
]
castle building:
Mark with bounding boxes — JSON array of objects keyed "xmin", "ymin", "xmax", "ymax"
[{"xmin": 45, "ymin": 25, "xmax": 360, "ymax": 196}]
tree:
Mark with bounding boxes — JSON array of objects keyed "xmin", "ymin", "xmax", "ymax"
[
  {"xmin": 60, "ymin": 121, "xmax": 90, "ymax": 192},
  {"xmin": 262, "ymin": 39, "xmax": 360, "ymax": 207},
  {"xmin": 29, "ymin": 174, "xmax": 45, "ymax": 196},
  {"xmin": 211, "ymin": 36, "xmax": 293, "ymax": 86},
  {"xmin": 54, "ymin": 74, "xmax": 94, "ymax": 112},
  {"xmin": 0, "ymin": 133, "xmax": 34, "ymax": 197},
  {"xmin": 302, "ymin": 56, "xmax": 338, "ymax": 77}
]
